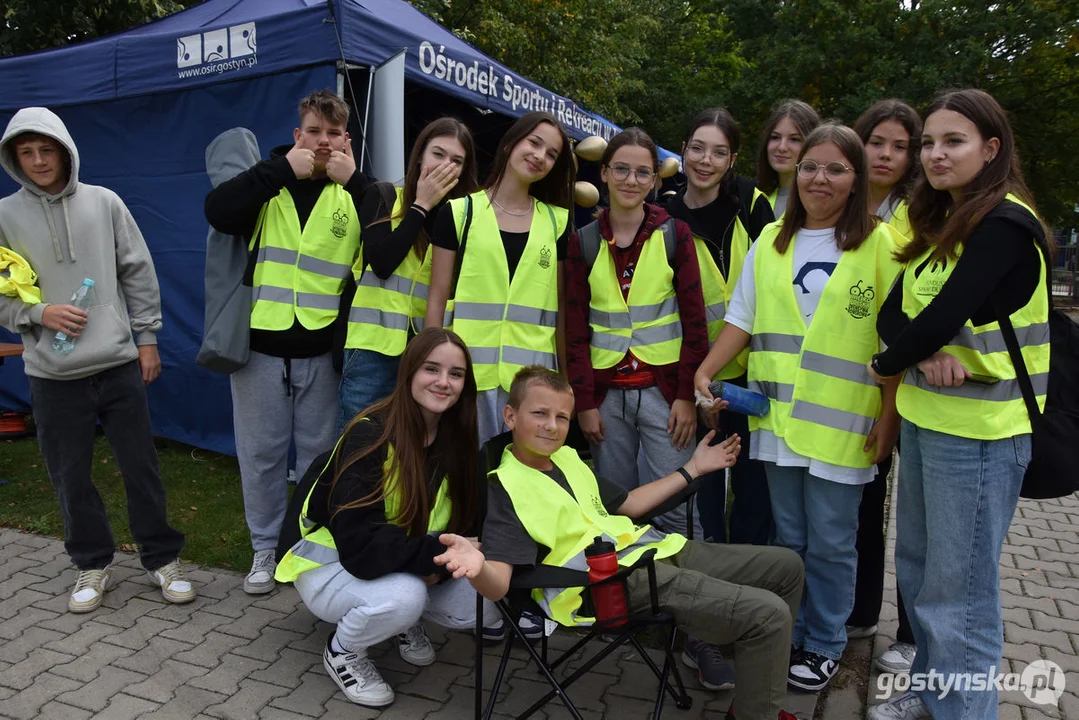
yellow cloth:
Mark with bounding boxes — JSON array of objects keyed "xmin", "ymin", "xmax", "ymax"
[{"xmin": 0, "ymin": 248, "xmax": 42, "ymax": 305}]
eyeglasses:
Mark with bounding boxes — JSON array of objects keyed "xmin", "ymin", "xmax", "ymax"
[
  {"xmin": 685, "ymin": 145, "xmax": 731, "ymax": 163},
  {"xmin": 607, "ymin": 164, "xmax": 655, "ymax": 182},
  {"xmin": 796, "ymin": 160, "xmax": 855, "ymax": 180}
]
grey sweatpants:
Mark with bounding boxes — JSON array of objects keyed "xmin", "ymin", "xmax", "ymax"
[
  {"xmin": 295, "ymin": 561, "xmax": 499, "ymax": 653},
  {"xmin": 588, "ymin": 385, "xmax": 703, "ymax": 538},
  {"xmin": 232, "ymin": 350, "xmax": 339, "ymax": 552}
]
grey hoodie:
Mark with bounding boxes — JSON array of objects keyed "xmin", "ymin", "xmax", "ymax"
[{"xmin": 0, "ymin": 107, "xmax": 162, "ymax": 380}]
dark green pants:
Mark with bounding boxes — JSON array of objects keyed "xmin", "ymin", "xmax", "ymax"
[{"xmin": 626, "ymin": 541, "xmax": 804, "ymax": 720}]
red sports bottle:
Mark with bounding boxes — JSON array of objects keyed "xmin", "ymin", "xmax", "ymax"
[{"xmin": 585, "ymin": 536, "xmax": 629, "ymax": 626}]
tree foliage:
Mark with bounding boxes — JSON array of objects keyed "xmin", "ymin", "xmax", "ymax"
[{"xmin": 0, "ymin": 0, "xmax": 199, "ymax": 58}]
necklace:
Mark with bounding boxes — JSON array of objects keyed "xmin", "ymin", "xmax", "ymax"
[{"xmin": 491, "ymin": 195, "xmax": 533, "ymax": 216}]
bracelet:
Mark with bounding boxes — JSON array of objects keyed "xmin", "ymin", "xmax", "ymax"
[
  {"xmin": 676, "ymin": 467, "xmax": 693, "ymax": 485},
  {"xmin": 411, "ymin": 203, "xmax": 428, "ymax": 217}
]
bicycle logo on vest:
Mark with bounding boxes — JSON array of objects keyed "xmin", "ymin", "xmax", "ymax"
[
  {"xmin": 591, "ymin": 495, "xmax": 609, "ymax": 518},
  {"xmin": 538, "ymin": 245, "xmax": 552, "ymax": 270},
  {"xmin": 846, "ymin": 280, "xmax": 875, "ymax": 319},
  {"xmin": 331, "ymin": 209, "xmax": 349, "ymax": 239}
]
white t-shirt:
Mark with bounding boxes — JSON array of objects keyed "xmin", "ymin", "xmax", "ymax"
[{"xmin": 725, "ymin": 227, "xmax": 876, "ymax": 485}]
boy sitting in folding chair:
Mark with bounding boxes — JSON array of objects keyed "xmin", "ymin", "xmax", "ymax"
[{"xmin": 435, "ymin": 365, "xmax": 806, "ymax": 720}]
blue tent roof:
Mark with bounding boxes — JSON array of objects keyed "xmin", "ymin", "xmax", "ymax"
[
  {"xmin": 0, "ymin": 0, "xmax": 676, "ymax": 454},
  {"xmin": 0, "ymin": 0, "xmax": 655, "ymax": 148}
]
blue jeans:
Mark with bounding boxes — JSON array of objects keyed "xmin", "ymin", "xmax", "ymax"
[
  {"xmin": 337, "ymin": 348, "xmax": 399, "ymax": 432},
  {"xmin": 764, "ymin": 463, "xmax": 863, "ymax": 660},
  {"xmin": 895, "ymin": 420, "xmax": 1028, "ymax": 720}
]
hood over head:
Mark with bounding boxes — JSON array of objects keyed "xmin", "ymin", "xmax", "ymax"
[{"xmin": 1, "ymin": 107, "xmax": 80, "ymax": 198}]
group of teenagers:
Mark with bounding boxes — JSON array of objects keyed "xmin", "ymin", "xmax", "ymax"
[{"xmin": 0, "ymin": 81, "xmax": 1049, "ymax": 720}]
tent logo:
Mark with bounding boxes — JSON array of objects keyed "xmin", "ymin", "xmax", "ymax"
[{"xmin": 177, "ymin": 22, "xmax": 256, "ymax": 69}]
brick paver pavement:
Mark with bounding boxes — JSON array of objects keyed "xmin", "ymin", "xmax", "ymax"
[
  {"xmin": 868, "ymin": 478, "xmax": 1078, "ymax": 719},
  {"xmin": 0, "ymin": 528, "xmax": 821, "ymax": 719}
]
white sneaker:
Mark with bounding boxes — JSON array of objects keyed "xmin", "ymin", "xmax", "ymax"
[
  {"xmin": 244, "ymin": 549, "xmax": 276, "ymax": 595},
  {"xmin": 867, "ymin": 692, "xmax": 931, "ymax": 719},
  {"xmin": 875, "ymin": 642, "xmax": 916, "ymax": 674},
  {"xmin": 68, "ymin": 566, "xmax": 112, "ymax": 613},
  {"xmin": 147, "ymin": 558, "xmax": 196, "ymax": 604},
  {"xmin": 397, "ymin": 623, "xmax": 436, "ymax": 666},
  {"xmin": 323, "ymin": 635, "xmax": 394, "ymax": 708}
]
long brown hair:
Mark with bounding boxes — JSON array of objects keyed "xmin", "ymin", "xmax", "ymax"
[
  {"xmin": 682, "ymin": 107, "xmax": 741, "ymax": 202},
  {"xmin": 388, "ymin": 118, "xmax": 478, "ymax": 259},
  {"xmin": 485, "ymin": 111, "xmax": 575, "ymax": 209},
  {"xmin": 774, "ymin": 123, "xmax": 877, "ymax": 254},
  {"xmin": 755, "ymin": 100, "xmax": 821, "ymax": 195},
  {"xmin": 899, "ymin": 88, "xmax": 1043, "ymax": 263},
  {"xmin": 853, "ymin": 99, "xmax": 923, "ymax": 202},
  {"xmin": 330, "ymin": 328, "xmax": 479, "ymax": 536}
]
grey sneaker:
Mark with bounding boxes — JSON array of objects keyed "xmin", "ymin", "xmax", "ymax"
[
  {"xmin": 682, "ymin": 635, "xmax": 736, "ymax": 690},
  {"xmin": 68, "ymin": 566, "xmax": 112, "ymax": 613},
  {"xmin": 875, "ymin": 641, "xmax": 916, "ymax": 674},
  {"xmin": 845, "ymin": 623, "xmax": 877, "ymax": 639},
  {"xmin": 244, "ymin": 550, "xmax": 276, "ymax": 595},
  {"xmin": 324, "ymin": 634, "xmax": 394, "ymax": 708},
  {"xmin": 148, "ymin": 559, "xmax": 196, "ymax": 604},
  {"xmin": 397, "ymin": 623, "xmax": 436, "ymax": 666},
  {"xmin": 867, "ymin": 692, "xmax": 931, "ymax": 719}
]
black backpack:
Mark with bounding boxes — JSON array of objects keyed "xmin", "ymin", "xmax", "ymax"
[
  {"xmin": 577, "ymin": 218, "xmax": 677, "ymax": 271},
  {"xmin": 997, "ymin": 249, "xmax": 1079, "ymax": 499}
]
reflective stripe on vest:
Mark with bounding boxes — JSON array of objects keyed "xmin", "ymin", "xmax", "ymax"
[
  {"xmin": 346, "ymin": 187, "xmax": 435, "ymax": 355},
  {"xmin": 493, "ymin": 444, "xmax": 685, "ymax": 627},
  {"xmin": 250, "ymin": 185, "xmax": 360, "ymax": 331},
  {"xmin": 896, "ymin": 195, "xmax": 1050, "ymax": 440},
  {"xmin": 587, "ymin": 222, "xmax": 683, "ymax": 369},
  {"xmin": 747, "ymin": 222, "xmax": 902, "ymax": 468},
  {"xmin": 448, "ymin": 191, "xmax": 567, "ymax": 392},
  {"xmin": 275, "ymin": 435, "xmax": 453, "ymax": 583}
]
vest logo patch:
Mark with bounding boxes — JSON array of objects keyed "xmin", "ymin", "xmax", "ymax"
[
  {"xmin": 332, "ymin": 209, "xmax": 349, "ymax": 239},
  {"xmin": 590, "ymin": 495, "xmax": 609, "ymax": 517},
  {"xmin": 538, "ymin": 245, "xmax": 552, "ymax": 269},
  {"xmin": 846, "ymin": 280, "xmax": 875, "ymax": 319}
]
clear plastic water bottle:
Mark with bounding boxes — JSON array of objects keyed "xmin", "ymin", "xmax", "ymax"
[
  {"xmin": 708, "ymin": 380, "xmax": 771, "ymax": 417},
  {"xmin": 51, "ymin": 278, "xmax": 95, "ymax": 354}
]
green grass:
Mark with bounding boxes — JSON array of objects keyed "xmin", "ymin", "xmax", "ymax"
[{"xmin": 0, "ymin": 433, "xmax": 260, "ymax": 571}]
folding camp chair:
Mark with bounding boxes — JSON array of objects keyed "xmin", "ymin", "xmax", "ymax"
[{"xmin": 474, "ymin": 432, "xmax": 704, "ymax": 719}]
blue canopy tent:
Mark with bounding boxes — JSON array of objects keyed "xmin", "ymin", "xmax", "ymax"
[{"xmin": 0, "ymin": 0, "xmax": 664, "ymax": 454}]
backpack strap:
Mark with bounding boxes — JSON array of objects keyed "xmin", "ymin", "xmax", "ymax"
[
  {"xmin": 659, "ymin": 218, "xmax": 677, "ymax": 266},
  {"xmin": 578, "ymin": 220, "xmax": 602, "ymax": 272},
  {"xmin": 450, "ymin": 194, "xmax": 473, "ymax": 298},
  {"xmin": 994, "ymin": 241, "xmax": 1053, "ymax": 427}
]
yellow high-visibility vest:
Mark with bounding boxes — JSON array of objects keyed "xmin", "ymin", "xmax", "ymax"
[
  {"xmin": 346, "ymin": 187, "xmax": 433, "ymax": 355},
  {"xmin": 448, "ymin": 191, "xmax": 567, "ymax": 392},
  {"xmin": 250, "ymin": 184, "xmax": 359, "ymax": 331},
  {"xmin": 585, "ymin": 219, "xmax": 683, "ymax": 369},
  {"xmin": 895, "ymin": 195, "xmax": 1049, "ymax": 440},
  {"xmin": 494, "ymin": 444, "xmax": 685, "ymax": 626},
  {"xmin": 747, "ymin": 222, "xmax": 902, "ymax": 468}
]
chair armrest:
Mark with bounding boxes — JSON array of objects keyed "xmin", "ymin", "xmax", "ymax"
[{"xmin": 509, "ymin": 565, "xmax": 589, "ymax": 590}]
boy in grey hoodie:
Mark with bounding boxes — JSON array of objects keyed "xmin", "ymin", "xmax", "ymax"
[{"xmin": 0, "ymin": 107, "xmax": 195, "ymax": 612}]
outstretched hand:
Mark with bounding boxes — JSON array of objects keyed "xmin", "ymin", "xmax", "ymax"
[
  {"xmin": 434, "ymin": 533, "xmax": 486, "ymax": 580},
  {"xmin": 685, "ymin": 430, "xmax": 741, "ymax": 477}
]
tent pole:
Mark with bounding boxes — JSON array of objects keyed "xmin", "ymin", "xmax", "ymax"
[{"xmin": 361, "ymin": 65, "xmax": 374, "ymax": 174}]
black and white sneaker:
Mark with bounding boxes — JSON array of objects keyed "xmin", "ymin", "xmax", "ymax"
[
  {"xmin": 323, "ymin": 634, "xmax": 394, "ymax": 708},
  {"xmin": 397, "ymin": 624, "xmax": 436, "ymax": 666},
  {"xmin": 787, "ymin": 650, "xmax": 838, "ymax": 691}
]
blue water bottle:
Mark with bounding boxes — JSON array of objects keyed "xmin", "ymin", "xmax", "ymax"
[
  {"xmin": 51, "ymin": 278, "xmax": 95, "ymax": 354},
  {"xmin": 708, "ymin": 380, "xmax": 770, "ymax": 417}
]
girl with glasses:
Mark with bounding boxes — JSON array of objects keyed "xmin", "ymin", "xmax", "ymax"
[
  {"xmin": 696, "ymin": 124, "xmax": 904, "ymax": 692},
  {"xmin": 755, "ymin": 100, "xmax": 821, "ymax": 217},
  {"xmin": 664, "ymin": 108, "xmax": 777, "ymax": 555},
  {"xmin": 565, "ymin": 128, "xmax": 709, "ymax": 539}
]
